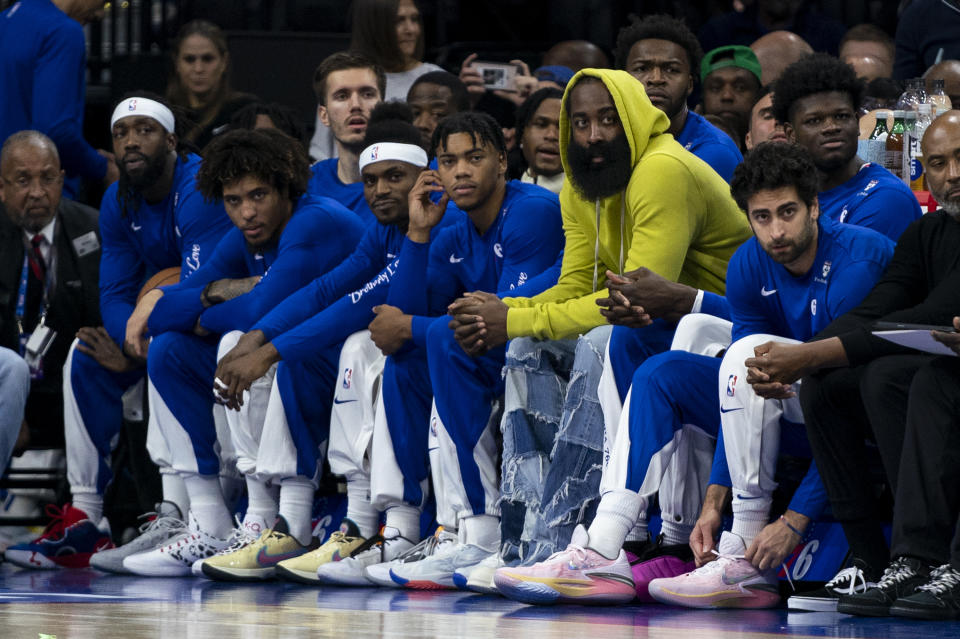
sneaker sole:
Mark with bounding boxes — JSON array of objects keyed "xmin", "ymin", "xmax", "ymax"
[
  {"xmin": 123, "ymin": 560, "xmax": 192, "ymax": 577},
  {"xmin": 787, "ymin": 595, "xmax": 840, "ymax": 612},
  {"xmin": 452, "ymin": 572, "xmax": 469, "ymax": 590},
  {"xmin": 201, "ymin": 562, "xmax": 276, "ymax": 581},
  {"xmin": 275, "ymin": 564, "xmax": 322, "ymax": 585},
  {"xmin": 4, "ymin": 549, "xmax": 64, "ymax": 570},
  {"xmin": 390, "ymin": 569, "xmax": 456, "ymax": 590},
  {"xmin": 494, "ymin": 573, "xmax": 635, "ymax": 605},
  {"xmin": 650, "ymin": 585, "xmax": 781, "ymax": 609},
  {"xmin": 890, "ymin": 602, "xmax": 960, "ymax": 621},
  {"xmin": 364, "ymin": 567, "xmax": 402, "ymax": 588},
  {"xmin": 837, "ymin": 601, "xmax": 893, "ymax": 617}
]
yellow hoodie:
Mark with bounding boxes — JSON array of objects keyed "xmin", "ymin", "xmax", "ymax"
[{"xmin": 503, "ymin": 68, "xmax": 751, "ymax": 340}]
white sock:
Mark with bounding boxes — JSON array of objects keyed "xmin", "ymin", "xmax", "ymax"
[
  {"xmin": 183, "ymin": 473, "xmax": 233, "ymax": 538},
  {"xmin": 731, "ymin": 493, "xmax": 770, "ymax": 549},
  {"xmin": 160, "ymin": 472, "xmax": 189, "ymax": 518},
  {"xmin": 245, "ymin": 476, "xmax": 279, "ymax": 525},
  {"xmin": 660, "ymin": 518, "xmax": 694, "ymax": 547},
  {"xmin": 586, "ymin": 489, "xmax": 642, "ymax": 559},
  {"xmin": 461, "ymin": 514, "xmax": 500, "ymax": 551},
  {"xmin": 384, "ymin": 504, "xmax": 420, "ymax": 540},
  {"xmin": 72, "ymin": 493, "xmax": 103, "ymax": 525},
  {"xmin": 624, "ymin": 513, "xmax": 649, "ymax": 543},
  {"xmin": 345, "ymin": 478, "xmax": 379, "ymax": 538},
  {"xmin": 278, "ymin": 477, "xmax": 315, "ymax": 545}
]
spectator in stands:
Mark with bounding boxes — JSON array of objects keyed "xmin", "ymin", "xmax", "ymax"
[
  {"xmin": 166, "ymin": 20, "xmax": 257, "ymax": 151},
  {"xmin": 406, "ymin": 71, "xmax": 470, "ymax": 150},
  {"xmin": 698, "ymin": 0, "xmax": 847, "ymax": 57},
  {"xmin": 0, "ymin": 0, "xmax": 119, "ymax": 199},
  {"xmin": 894, "ymin": 0, "xmax": 960, "ymax": 81},
  {"xmin": 745, "ymin": 88, "xmax": 787, "ymax": 150},
  {"xmin": 310, "ymin": 0, "xmax": 439, "ymax": 161},
  {"xmin": 700, "ymin": 46, "xmax": 763, "ymax": 151},
  {"xmin": 839, "ymin": 24, "xmax": 894, "ymax": 81},
  {"xmin": 5, "ymin": 93, "xmax": 234, "ymax": 571},
  {"xmin": 541, "ymin": 40, "xmax": 610, "ymax": 72},
  {"xmin": 0, "ymin": 130, "xmax": 102, "ymax": 469},
  {"xmin": 616, "ymin": 14, "xmax": 742, "ymax": 181},
  {"xmin": 924, "ymin": 60, "xmax": 960, "ymax": 109},
  {"xmin": 749, "ymin": 31, "xmax": 812, "ymax": 85},
  {"xmin": 229, "ymin": 102, "xmax": 306, "ymax": 145},
  {"xmin": 511, "ymin": 87, "xmax": 564, "ymax": 193},
  {"xmin": 308, "ymin": 52, "xmax": 385, "ymax": 226}
]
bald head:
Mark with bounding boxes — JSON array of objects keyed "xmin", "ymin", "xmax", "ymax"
[
  {"xmin": 924, "ymin": 60, "xmax": 960, "ymax": 108},
  {"xmin": 750, "ymin": 31, "xmax": 812, "ymax": 85},
  {"xmin": 542, "ymin": 40, "xmax": 609, "ymax": 72},
  {"xmin": 0, "ymin": 131, "xmax": 64, "ymax": 233},
  {"xmin": 921, "ymin": 110, "xmax": 960, "ymax": 214}
]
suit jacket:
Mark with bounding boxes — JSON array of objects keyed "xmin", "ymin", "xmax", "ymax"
[{"xmin": 0, "ymin": 199, "xmax": 101, "ymax": 438}]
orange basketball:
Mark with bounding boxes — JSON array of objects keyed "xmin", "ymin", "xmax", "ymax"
[{"xmin": 137, "ymin": 267, "xmax": 181, "ymax": 302}]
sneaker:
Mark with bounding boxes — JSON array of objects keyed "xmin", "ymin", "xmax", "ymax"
[
  {"xmin": 275, "ymin": 519, "xmax": 365, "ymax": 585},
  {"xmin": 837, "ymin": 556, "xmax": 931, "ymax": 617},
  {"xmin": 192, "ymin": 515, "xmax": 268, "ymax": 578},
  {"xmin": 4, "ymin": 504, "xmax": 113, "ymax": 569},
  {"xmin": 122, "ymin": 511, "xmax": 231, "ymax": 577},
  {"xmin": 493, "ymin": 525, "xmax": 635, "ymax": 605},
  {"xmin": 890, "ymin": 563, "xmax": 960, "ymax": 620},
  {"xmin": 364, "ymin": 527, "xmax": 456, "ymax": 588},
  {"xmin": 317, "ymin": 528, "xmax": 415, "ymax": 586},
  {"xmin": 627, "ymin": 534, "xmax": 696, "ymax": 603},
  {"xmin": 390, "ymin": 538, "xmax": 492, "ymax": 590},
  {"xmin": 647, "ymin": 531, "xmax": 780, "ymax": 609},
  {"xmin": 89, "ymin": 503, "xmax": 186, "ymax": 575},
  {"xmin": 202, "ymin": 517, "xmax": 312, "ymax": 581},
  {"xmin": 788, "ymin": 560, "xmax": 876, "ymax": 612},
  {"xmin": 457, "ymin": 551, "xmax": 504, "ymax": 594}
]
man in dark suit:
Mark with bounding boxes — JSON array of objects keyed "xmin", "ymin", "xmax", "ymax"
[{"xmin": 0, "ymin": 130, "xmax": 114, "ymax": 455}]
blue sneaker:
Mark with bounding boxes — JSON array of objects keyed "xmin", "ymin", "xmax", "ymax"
[{"xmin": 4, "ymin": 503, "xmax": 113, "ymax": 569}]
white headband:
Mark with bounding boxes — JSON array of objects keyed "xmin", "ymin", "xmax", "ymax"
[
  {"xmin": 110, "ymin": 98, "xmax": 176, "ymax": 134},
  {"xmin": 358, "ymin": 142, "xmax": 429, "ymax": 172}
]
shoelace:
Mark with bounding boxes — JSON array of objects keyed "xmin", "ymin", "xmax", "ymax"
[
  {"xmin": 137, "ymin": 511, "xmax": 187, "ymax": 536},
  {"xmin": 699, "ymin": 547, "xmax": 795, "ymax": 591},
  {"xmin": 878, "ymin": 557, "xmax": 918, "ymax": 588},
  {"xmin": 917, "ymin": 564, "xmax": 960, "ymax": 595},
  {"xmin": 544, "ymin": 544, "xmax": 588, "ymax": 568},
  {"xmin": 217, "ymin": 517, "xmax": 260, "ymax": 554},
  {"xmin": 825, "ymin": 566, "xmax": 871, "ymax": 595},
  {"xmin": 35, "ymin": 504, "xmax": 72, "ymax": 541},
  {"xmin": 396, "ymin": 534, "xmax": 439, "ymax": 563}
]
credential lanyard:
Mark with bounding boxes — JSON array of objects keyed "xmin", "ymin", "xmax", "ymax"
[{"xmin": 15, "ymin": 253, "xmax": 50, "ymax": 356}]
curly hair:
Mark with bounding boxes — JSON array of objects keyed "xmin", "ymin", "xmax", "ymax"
[
  {"xmin": 771, "ymin": 53, "xmax": 865, "ymax": 124},
  {"xmin": 196, "ymin": 128, "xmax": 311, "ymax": 204},
  {"xmin": 362, "ymin": 101, "xmax": 425, "ymax": 149},
  {"xmin": 614, "ymin": 14, "xmax": 703, "ymax": 77},
  {"xmin": 431, "ymin": 111, "xmax": 506, "ymax": 159},
  {"xmin": 729, "ymin": 142, "xmax": 819, "ymax": 213}
]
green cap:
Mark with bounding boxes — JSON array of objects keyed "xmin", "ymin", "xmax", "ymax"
[{"xmin": 700, "ymin": 45, "xmax": 762, "ymax": 84}]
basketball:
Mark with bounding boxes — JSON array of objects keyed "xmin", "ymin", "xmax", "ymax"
[{"xmin": 136, "ymin": 267, "xmax": 181, "ymax": 302}]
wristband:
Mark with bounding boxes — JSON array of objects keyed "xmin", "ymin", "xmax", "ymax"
[{"xmin": 779, "ymin": 515, "xmax": 804, "ymax": 538}]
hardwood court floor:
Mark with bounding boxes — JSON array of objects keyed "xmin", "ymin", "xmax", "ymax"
[{"xmin": 0, "ymin": 563, "xmax": 956, "ymax": 638}]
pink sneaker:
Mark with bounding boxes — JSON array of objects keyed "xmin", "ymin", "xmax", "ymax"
[
  {"xmin": 630, "ymin": 554, "xmax": 697, "ymax": 603},
  {"xmin": 647, "ymin": 532, "xmax": 780, "ymax": 609},
  {"xmin": 493, "ymin": 525, "xmax": 635, "ymax": 605}
]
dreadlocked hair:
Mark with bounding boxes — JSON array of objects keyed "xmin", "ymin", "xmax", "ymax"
[{"xmin": 196, "ymin": 128, "xmax": 311, "ymax": 204}]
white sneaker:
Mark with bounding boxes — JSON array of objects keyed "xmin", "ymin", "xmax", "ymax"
[
  {"xmin": 317, "ymin": 530, "xmax": 415, "ymax": 586},
  {"xmin": 123, "ymin": 511, "xmax": 231, "ymax": 577},
  {"xmin": 90, "ymin": 503, "xmax": 187, "ymax": 575},
  {"xmin": 390, "ymin": 538, "xmax": 493, "ymax": 590},
  {"xmin": 191, "ymin": 515, "xmax": 268, "ymax": 578},
  {"xmin": 365, "ymin": 528, "xmax": 456, "ymax": 587},
  {"xmin": 456, "ymin": 551, "xmax": 504, "ymax": 594}
]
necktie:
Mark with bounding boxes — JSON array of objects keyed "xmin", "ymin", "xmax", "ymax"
[{"xmin": 25, "ymin": 234, "xmax": 46, "ymax": 330}]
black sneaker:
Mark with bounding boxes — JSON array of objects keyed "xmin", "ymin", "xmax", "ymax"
[
  {"xmin": 837, "ymin": 556, "xmax": 931, "ymax": 617},
  {"xmin": 890, "ymin": 563, "xmax": 960, "ymax": 620},
  {"xmin": 788, "ymin": 560, "xmax": 877, "ymax": 612}
]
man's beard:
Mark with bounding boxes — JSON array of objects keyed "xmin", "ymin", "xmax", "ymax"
[
  {"xmin": 566, "ymin": 134, "xmax": 632, "ymax": 201},
  {"xmin": 119, "ymin": 148, "xmax": 168, "ymax": 191},
  {"xmin": 937, "ymin": 197, "xmax": 960, "ymax": 217}
]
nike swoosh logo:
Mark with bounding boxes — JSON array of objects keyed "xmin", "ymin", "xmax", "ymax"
[
  {"xmin": 449, "ymin": 254, "xmax": 464, "ymax": 263},
  {"xmin": 256, "ymin": 545, "xmax": 302, "ymax": 565},
  {"xmin": 131, "ymin": 223, "xmax": 142, "ymax": 231},
  {"xmin": 761, "ymin": 287, "xmax": 777, "ymax": 296},
  {"xmin": 333, "ymin": 398, "xmax": 357, "ymax": 405},
  {"xmin": 736, "ymin": 494, "xmax": 762, "ymax": 500},
  {"xmin": 719, "ymin": 406, "xmax": 743, "ymax": 413}
]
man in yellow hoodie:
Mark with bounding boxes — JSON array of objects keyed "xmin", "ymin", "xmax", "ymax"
[{"xmin": 449, "ymin": 68, "xmax": 751, "ymax": 587}]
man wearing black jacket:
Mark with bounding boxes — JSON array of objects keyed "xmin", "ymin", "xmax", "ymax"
[
  {"xmin": 741, "ymin": 111, "xmax": 960, "ymax": 614},
  {"xmin": 0, "ymin": 131, "xmax": 105, "ymax": 455}
]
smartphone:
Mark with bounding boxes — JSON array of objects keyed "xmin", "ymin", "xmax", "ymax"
[
  {"xmin": 873, "ymin": 321, "xmax": 957, "ymax": 333},
  {"xmin": 473, "ymin": 61, "xmax": 521, "ymax": 92}
]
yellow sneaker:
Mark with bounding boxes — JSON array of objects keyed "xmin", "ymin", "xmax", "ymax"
[
  {"xmin": 201, "ymin": 517, "xmax": 312, "ymax": 581},
  {"xmin": 276, "ymin": 520, "xmax": 366, "ymax": 585}
]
